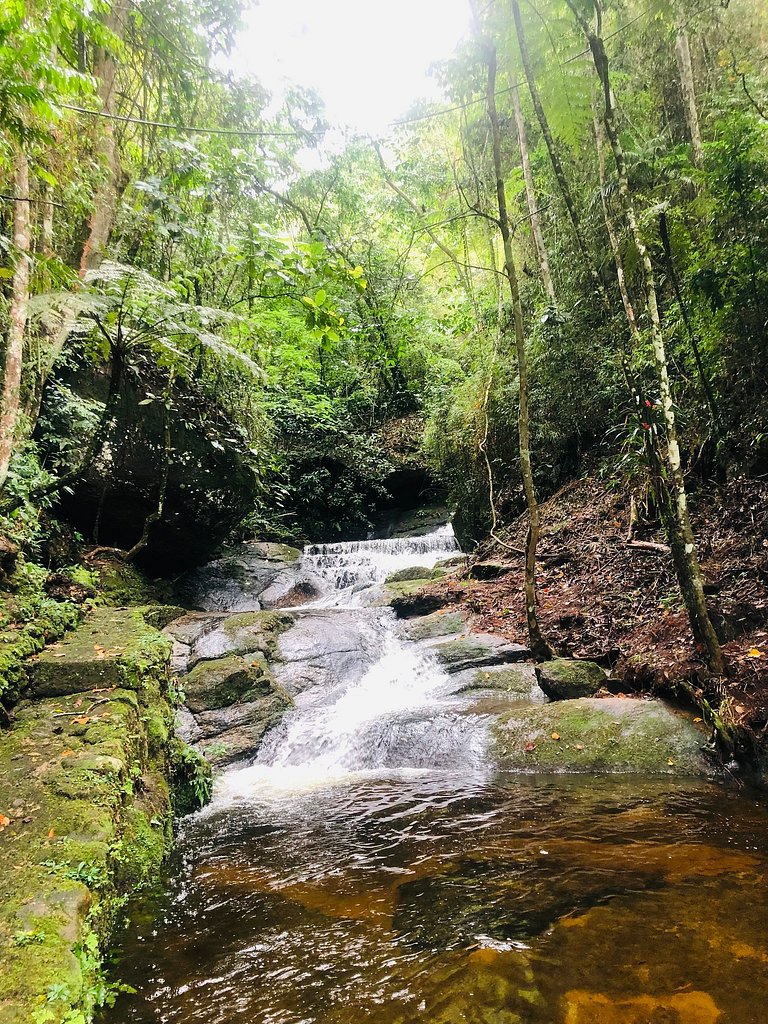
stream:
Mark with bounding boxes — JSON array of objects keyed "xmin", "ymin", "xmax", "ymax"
[{"xmin": 103, "ymin": 527, "xmax": 768, "ymax": 1024}]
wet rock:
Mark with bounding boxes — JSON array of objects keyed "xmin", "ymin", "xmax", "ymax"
[
  {"xmin": 179, "ymin": 692, "xmax": 292, "ymax": 767},
  {"xmin": 433, "ymin": 634, "xmax": 530, "ymax": 673},
  {"xmin": 536, "ymin": 658, "xmax": 607, "ymax": 700},
  {"xmin": 491, "ymin": 697, "xmax": 716, "ymax": 776},
  {"xmin": 176, "ymin": 541, "xmax": 309, "ymax": 612},
  {"xmin": 275, "ymin": 609, "xmax": 383, "ymax": 695},
  {"xmin": 182, "ymin": 655, "xmax": 277, "ymax": 713},
  {"xmin": 176, "ymin": 611, "xmax": 293, "ymax": 670},
  {"xmin": 405, "ymin": 609, "xmax": 467, "ymax": 641}
]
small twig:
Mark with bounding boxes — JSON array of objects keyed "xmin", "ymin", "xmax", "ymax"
[{"xmin": 52, "ymin": 698, "xmax": 112, "ymax": 718}]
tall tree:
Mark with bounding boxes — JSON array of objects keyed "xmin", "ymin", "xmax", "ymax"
[
  {"xmin": 474, "ymin": 10, "xmax": 552, "ymax": 659},
  {"xmin": 567, "ymin": 0, "xmax": 725, "ymax": 674},
  {"xmin": 675, "ymin": 15, "xmax": 704, "ymax": 167},
  {"xmin": 511, "ymin": 78, "xmax": 556, "ymax": 304},
  {"xmin": 0, "ymin": 152, "xmax": 31, "ymax": 488}
]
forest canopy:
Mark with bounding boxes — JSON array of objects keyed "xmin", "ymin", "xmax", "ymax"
[{"xmin": 0, "ymin": 0, "xmax": 766, "ymax": 601}]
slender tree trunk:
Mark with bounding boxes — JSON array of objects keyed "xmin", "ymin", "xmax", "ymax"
[
  {"xmin": 80, "ymin": 2, "xmax": 128, "ymax": 276},
  {"xmin": 125, "ymin": 382, "xmax": 173, "ymax": 562},
  {"xmin": 510, "ymin": 0, "xmax": 606, "ymax": 306},
  {"xmin": 675, "ymin": 20, "xmax": 704, "ymax": 167},
  {"xmin": 569, "ymin": 0, "xmax": 724, "ymax": 674},
  {"xmin": 512, "ymin": 78, "xmax": 556, "ymax": 304},
  {"xmin": 593, "ymin": 113, "xmax": 640, "ymax": 343},
  {"xmin": 480, "ymin": 33, "xmax": 552, "ymax": 660},
  {"xmin": 0, "ymin": 151, "xmax": 32, "ymax": 490}
]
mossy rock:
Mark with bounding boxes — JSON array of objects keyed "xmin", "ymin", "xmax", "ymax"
[
  {"xmin": 458, "ymin": 664, "xmax": 543, "ymax": 700},
  {"xmin": 182, "ymin": 655, "xmax": 276, "ymax": 713},
  {"xmin": 491, "ymin": 697, "xmax": 716, "ymax": 776},
  {"xmin": 188, "ymin": 610, "xmax": 294, "ymax": 665},
  {"xmin": 382, "ymin": 580, "xmax": 450, "ymax": 618},
  {"xmin": 536, "ymin": 659, "xmax": 607, "ymax": 700},
  {"xmin": 385, "ymin": 565, "xmax": 433, "ymax": 583},
  {"xmin": 27, "ymin": 607, "xmax": 172, "ymax": 697},
  {"xmin": 405, "ymin": 610, "xmax": 467, "ymax": 641}
]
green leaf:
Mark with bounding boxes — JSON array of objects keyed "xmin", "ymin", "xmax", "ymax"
[{"xmin": 314, "ymin": 289, "xmax": 327, "ymax": 307}]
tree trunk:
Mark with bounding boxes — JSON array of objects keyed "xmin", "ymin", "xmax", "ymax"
[
  {"xmin": 568, "ymin": 0, "xmax": 724, "ymax": 674},
  {"xmin": 512, "ymin": 78, "xmax": 556, "ymax": 305},
  {"xmin": 80, "ymin": 2, "xmax": 128, "ymax": 276},
  {"xmin": 675, "ymin": 20, "xmax": 704, "ymax": 167},
  {"xmin": 0, "ymin": 151, "xmax": 32, "ymax": 490},
  {"xmin": 593, "ymin": 113, "xmax": 640, "ymax": 342},
  {"xmin": 480, "ymin": 32, "xmax": 552, "ymax": 660},
  {"xmin": 510, "ymin": 0, "xmax": 606, "ymax": 306}
]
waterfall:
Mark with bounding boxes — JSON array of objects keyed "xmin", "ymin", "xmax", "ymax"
[
  {"xmin": 213, "ymin": 522, "xmax": 483, "ymax": 800},
  {"xmin": 302, "ymin": 522, "xmax": 459, "ymax": 605}
]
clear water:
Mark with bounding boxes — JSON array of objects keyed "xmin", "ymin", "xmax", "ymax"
[{"xmin": 102, "ymin": 526, "xmax": 768, "ymax": 1024}]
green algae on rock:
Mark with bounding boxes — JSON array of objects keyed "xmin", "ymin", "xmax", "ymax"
[
  {"xmin": 536, "ymin": 659, "xmax": 607, "ymax": 701},
  {"xmin": 491, "ymin": 697, "xmax": 716, "ymax": 776}
]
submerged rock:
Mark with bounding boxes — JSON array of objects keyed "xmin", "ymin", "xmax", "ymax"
[
  {"xmin": 536, "ymin": 658, "xmax": 607, "ymax": 700},
  {"xmin": 491, "ymin": 697, "xmax": 715, "ymax": 776}
]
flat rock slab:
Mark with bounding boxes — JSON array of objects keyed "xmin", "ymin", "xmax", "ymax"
[
  {"xmin": 432, "ymin": 634, "xmax": 531, "ymax": 673},
  {"xmin": 491, "ymin": 697, "xmax": 716, "ymax": 776},
  {"xmin": 405, "ymin": 609, "xmax": 468, "ymax": 642},
  {"xmin": 452, "ymin": 663, "xmax": 546, "ymax": 702},
  {"xmin": 27, "ymin": 608, "xmax": 171, "ymax": 697}
]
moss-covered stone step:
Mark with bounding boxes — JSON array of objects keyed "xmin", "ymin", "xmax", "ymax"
[
  {"xmin": 27, "ymin": 607, "xmax": 172, "ymax": 698},
  {"xmin": 0, "ymin": 610, "xmax": 208, "ymax": 1024},
  {"xmin": 491, "ymin": 697, "xmax": 716, "ymax": 776}
]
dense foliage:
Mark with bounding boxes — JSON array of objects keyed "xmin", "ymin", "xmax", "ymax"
[{"xmin": 1, "ymin": 0, "xmax": 766, "ymax": 569}]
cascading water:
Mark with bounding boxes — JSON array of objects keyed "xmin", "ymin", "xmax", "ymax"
[
  {"xmin": 216, "ymin": 523, "xmax": 478, "ymax": 797},
  {"xmin": 301, "ymin": 523, "xmax": 459, "ymax": 606},
  {"xmin": 102, "ymin": 518, "xmax": 768, "ymax": 1024}
]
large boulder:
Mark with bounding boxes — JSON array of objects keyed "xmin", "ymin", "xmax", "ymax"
[
  {"xmin": 491, "ymin": 697, "xmax": 716, "ymax": 776},
  {"xmin": 176, "ymin": 541, "xmax": 315, "ymax": 612},
  {"xmin": 536, "ymin": 659, "xmax": 607, "ymax": 700},
  {"xmin": 274, "ymin": 609, "xmax": 384, "ymax": 696},
  {"xmin": 39, "ymin": 372, "xmax": 262, "ymax": 573}
]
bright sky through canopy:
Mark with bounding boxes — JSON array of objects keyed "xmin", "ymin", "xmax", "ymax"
[{"xmin": 227, "ymin": 0, "xmax": 472, "ymax": 136}]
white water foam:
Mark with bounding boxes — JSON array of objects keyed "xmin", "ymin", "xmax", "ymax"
[{"xmin": 210, "ymin": 522, "xmax": 472, "ymax": 804}]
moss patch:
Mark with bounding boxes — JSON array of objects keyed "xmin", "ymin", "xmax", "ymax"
[
  {"xmin": 0, "ymin": 608, "xmax": 208, "ymax": 1023},
  {"xmin": 491, "ymin": 697, "xmax": 717, "ymax": 776}
]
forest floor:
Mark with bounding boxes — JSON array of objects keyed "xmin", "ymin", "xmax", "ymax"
[{"xmin": 422, "ymin": 476, "xmax": 768, "ymax": 749}]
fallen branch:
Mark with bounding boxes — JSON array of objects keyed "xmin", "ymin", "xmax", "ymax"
[{"xmin": 626, "ymin": 540, "xmax": 671, "ymax": 555}]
